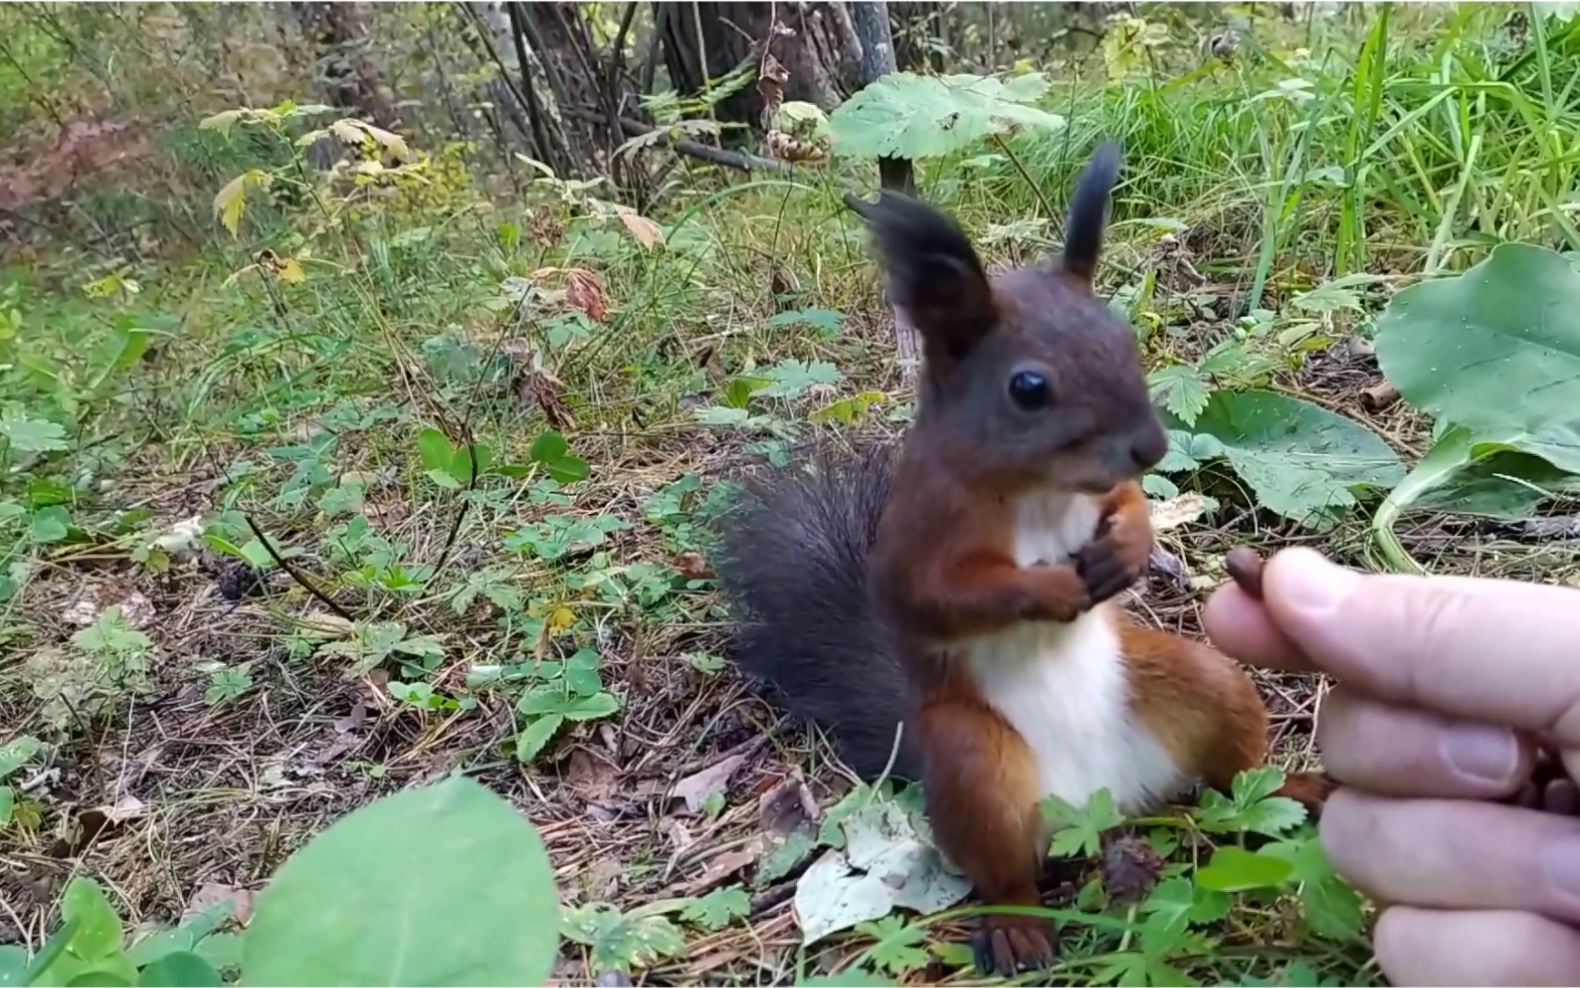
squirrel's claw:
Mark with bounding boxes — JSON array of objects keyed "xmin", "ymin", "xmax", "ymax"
[{"xmin": 972, "ymin": 915, "xmax": 1057, "ymax": 976}]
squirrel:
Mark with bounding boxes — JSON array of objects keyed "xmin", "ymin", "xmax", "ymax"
[{"xmin": 713, "ymin": 142, "xmax": 1329, "ymax": 976}]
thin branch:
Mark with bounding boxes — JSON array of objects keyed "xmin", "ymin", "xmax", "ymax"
[
  {"xmin": 564, "ymin": 106, "xmax": 791, "ymax": 173},
  {"xmin": 243, "ymin": 514, "xmax": 356, "ymax": 623},
  {"xmin": 991, "ymin": 132, "xmax": 1058, "ymax": 231}
]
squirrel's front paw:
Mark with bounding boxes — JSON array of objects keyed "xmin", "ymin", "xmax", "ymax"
[
  {"xmin": 1076, "ymin": 524, "xmax": 1149, "ymax": 605},
  {"xmin": 1021, "ymin": 563, "xmax": 1091, "ymax": 623}
]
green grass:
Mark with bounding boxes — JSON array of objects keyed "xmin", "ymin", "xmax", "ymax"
[{"xmin": 4, "ymin": 3, "xmax": 1580, "ymax": 985}]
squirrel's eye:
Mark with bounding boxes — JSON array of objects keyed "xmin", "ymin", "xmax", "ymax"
[{"xmin": 1008, "ymin": 369, "xmax": 1052, "ymax": 411}]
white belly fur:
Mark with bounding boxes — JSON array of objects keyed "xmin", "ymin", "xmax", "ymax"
[{"xmin": 960, "ymin": 489, "xmax": 1190, "ymax": 815}]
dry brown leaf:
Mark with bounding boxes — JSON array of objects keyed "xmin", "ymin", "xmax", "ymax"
[
  {"xmin": 185, "ymin": 883, "xmax": 255, "ymax": 925},
  {"xmin": 673, "ymin": 552, "xmax": 714, "ymax": 581},
  {"xmin": 675, "ymin": 847, "xmax": 760, "ymax": 897},
  {"xmin": 563, "ymin": 268, "xmax": 608, "ymax": 322},
  {"xmin": 758, "ymin": 773, "xmax": 819, "ymax": 835},
  {"xmin": 567, "ymin": 747, "xmax": 621, "ymax": 803},
  {"xmin": 614, "ymin": 206, "xmax": 663, "ymax": 249},
  {"xmin": 757, "ymin": 53, "xmax": 789, "ymax": 116},
  {"xmin": 672, "ymin": 754, "xmax": 746, "ymax": 816},
  {"xmin": 1148, "ymin": 493, "xmax": 1210, "ymax": 532}
]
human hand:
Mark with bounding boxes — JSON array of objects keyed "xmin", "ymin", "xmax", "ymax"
[{"xmin": 1203, "ymin": 547, "xmax": 1580, "ymax": 986}]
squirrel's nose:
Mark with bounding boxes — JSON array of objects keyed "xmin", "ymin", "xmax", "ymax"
[{"xmin": 1129, "ymin": 425, "xmax": 1169, "ymax": 471}]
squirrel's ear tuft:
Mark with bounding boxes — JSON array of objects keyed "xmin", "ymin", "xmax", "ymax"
[
  {"xmin": 844, "ymin": 190, "xmax": 996, "ymax": 365},
  {"xmin": 1062, "ymin": 140, "xmax": 1122, "ymax": 284}
]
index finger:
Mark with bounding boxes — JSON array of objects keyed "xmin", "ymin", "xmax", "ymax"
[{"xmin": 1221, "ymin": 547, "xmax": 1580, "ymax": 745}]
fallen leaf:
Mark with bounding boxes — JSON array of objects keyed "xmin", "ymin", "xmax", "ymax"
[
  {"xmin": 152, "ymin": 515, "xmax": 206, "ymax": 556},
  {"xmin": 614, "ymin": 205, "xmax": 663, "ymax": 249},
  {"xmin": 673, "ymin": 553, "xmax": 713, "ymax": 581},
  {"xmin": 185, "ymin": 883, "xmax": 254, "ymax": 925},
  {"xmin": 758, "ymin": 774, "xmax": 819, "ymax": 835},
  {"xmin": 567, "ymin": 748, "xmax": 620, "ymax": 803},
  {"xmin": 97, "ymin": 794, "xmax": 147, "ymax": 824},
  {"xmin": 676, "ymin": 848, "xmax": 759, "ymax": 897},
  {"xmin": 1149, "ymin": 493, "xmax": 1211, "ymax": 532},
  {"xmin": 564, "ymin": 268, "xmax": 608, "ymax": 322},
  {"xmin": 672, "ymin": 754, "xmax": 746, "ymax": 816},
  {"xmin": 792, "ymin": 794, "xmax": 971, "ymax": 944}
]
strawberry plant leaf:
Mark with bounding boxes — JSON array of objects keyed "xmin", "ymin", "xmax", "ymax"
[
  {"xmin": 515, "ymin": 714, "xmax": 563, "ymax": 763},
  {"xmin": 678, "ymin": 886, "xmax": 749, "ymax": 932}
]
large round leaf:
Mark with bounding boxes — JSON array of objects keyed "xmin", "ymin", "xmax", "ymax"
[
  {"xmin": 241, "ymin": 776, "xmax": 559, "ymax": 986},
  {"xmin": 1187, "ymin": 390, "xmax": 1403, "ymax": 525},
  {"xmin": 1376, "ymin": 243, "xmax": 1580, "ymax": 473}
]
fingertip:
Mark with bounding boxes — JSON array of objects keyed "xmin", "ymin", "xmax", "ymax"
[
  {"xmin": 1202, "ymin": 581, "xmax": 1313, "ymax": 672},
  {"xmin": 1375, "ymin": 906, "xmax": 1580, "ymax": 986}
]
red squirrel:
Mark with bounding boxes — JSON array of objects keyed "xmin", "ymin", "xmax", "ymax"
[{"xmin": 714, "ymin": 143, "xmax": 1326, "ymax": 976}]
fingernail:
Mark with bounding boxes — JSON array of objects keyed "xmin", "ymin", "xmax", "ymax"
[
  {"xmin": 1440, "ymin": 724, "xmax": 1520, "ymax": 784},
  {"xmin": 1270, "ymin": 548, "xmax": 1361, "ymax": 618},
  {"xmin": 1540, "ymin": 835, "xmax": 1580, "ymax": 906}
]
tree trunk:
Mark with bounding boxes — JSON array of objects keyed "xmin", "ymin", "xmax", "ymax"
[
  {"xmin": 847, "ymin": 1, "xmax": 919, "ymax": 381},
  {"xmin": 656, "ymin": 1, "xmax": 862, "ymax": 128},
  {"xmin": 292, "ymin": 2, "xmax": 397, "ymax": 129}
]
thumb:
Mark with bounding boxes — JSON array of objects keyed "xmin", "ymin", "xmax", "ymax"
[{"xmin": 1259, "ymin": 547, "xmax": 1580, "ymax": 744}]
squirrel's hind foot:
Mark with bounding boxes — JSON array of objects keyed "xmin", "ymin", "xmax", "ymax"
[{"xmin": 972, "ymin": 913, "xmax": 1059, "ymax": 977}]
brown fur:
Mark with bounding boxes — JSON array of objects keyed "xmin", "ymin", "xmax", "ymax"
[{"xmin": 916, "ymin": 667, "xmax": 1053, "ymax": 974}]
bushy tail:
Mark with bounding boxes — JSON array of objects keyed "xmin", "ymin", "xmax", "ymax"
[{"xmin": 711, "ymin": 443, "xmax": 923, "ymax": 780}]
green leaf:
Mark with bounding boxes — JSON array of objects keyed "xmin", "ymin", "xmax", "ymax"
[
  {"xmin": 0, "ymin": 415, "xmax": 70, "ymax": 453},
  {"xmin": 240, "ymin": 775, "xmax": 560, "ymax": 985},
  {"xmin": 829, "ymin": 71, "xmax": 1066, "ymax": 161},
  {"xmin": 529, "ymin": 431, "xmax": 569, "ymax": 463},
  {"xmin": 563, "ymin": 648, "xmax": 602, "ymax": 697},
  {"xmin": 0, "ymin": 736, "xmax": 41, "ymax": 781},
  {"xmin": 0, "ymin": 787, "xmax": 12, "ymax": 826},
  {"xmin": 544, "ymin": 455, "xmax": 589, "ymax": 484},
  {"xmin": 1183, "ymin": 390, "xmax": 1403, "ymax": 526},
  {"xmin": 516, "ymin": 714, "xmax": 564, "ymax": 763},
  {"xmin": 765, "ymin": 308, "xmax": 843, "ymax": 337},
  {"xmin": 64, "ymin": 969, "xmax": 133, "ymax": 986},
  {"xmin": 89, "ymin": 320, "xmax": 155, "ymax": 391},
  {"xmin": 1193, "ymin": 846, "xmax": 1294, "ymax": 892},
  {"xmin": 0, "ymin": 946, "xmax": 26, "ymax": 987},
  {"xmin": 125, "ymin": 905, "xmax": 232, "ymax": 969},
  {"xmin": 448, "ymin": 444, "xmax": 493, "ymax": 484},
  {"xmin": 1258, "ymin": 837, "xmax": 1365, "ymax": 941},
  {"xmin": 797, "ymin": 973, "xmax": 895, "ymax": 987},
  {"xmin": 1376, "ymin": 243, "xmax": 1580, "ymax": 475},
  {"xmin": 135, "ymin": 952, "xmax": 221, "ymax": 987},
  {"xmin": 1237, "ymin": 797, "xmax": 1308, "ymax": 838},
  {"xmin": 561, "ymin": 903, "xmax": 684, "ymax": 976},
  {"xmin": 29, "ymin": 506, "xmax": 70, "ymax": 543},
  {"xmin": 561, "ymin": 692, "xmax": 620, "ymax": 721},
  {"xmin": 191, "ymin": 934, "xmax": 241, "ymax": 974},
  {"xmin": 22, "ymin": 919, "xmax": 80, "ymax": 986},
  {"xmin": 416, "ymin": 428, "xmax": 453, "ymax": 474},
  {"xmin": 678, "ymin": 887, "xmax": 750, "ymax": 932},
  {"xmin": 61, "ymin": 877, "xmax": 124, "ymax": 962},
  {"xmin": 1041, "ymin": 788, "xmax": 1124, "ymax": 859},
  {"xmin": 855, "ymin": 915, "xmax": 930, "ymax": 976},
  {"xmin": 1148, "ymin": 365, "xmax": 1212, "ymax": 427}
]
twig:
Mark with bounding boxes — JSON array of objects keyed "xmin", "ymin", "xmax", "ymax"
[
  {"xmin": 243, "ymin": 514, "xmax": 356, "ymax": 623},
  {"xmin": 563, "ymin": 106, "xmax": 791, "ymax": 173},
  {"xmin": 992, "ymin": 132, "xmax": 1059, "ymax": 232}
]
